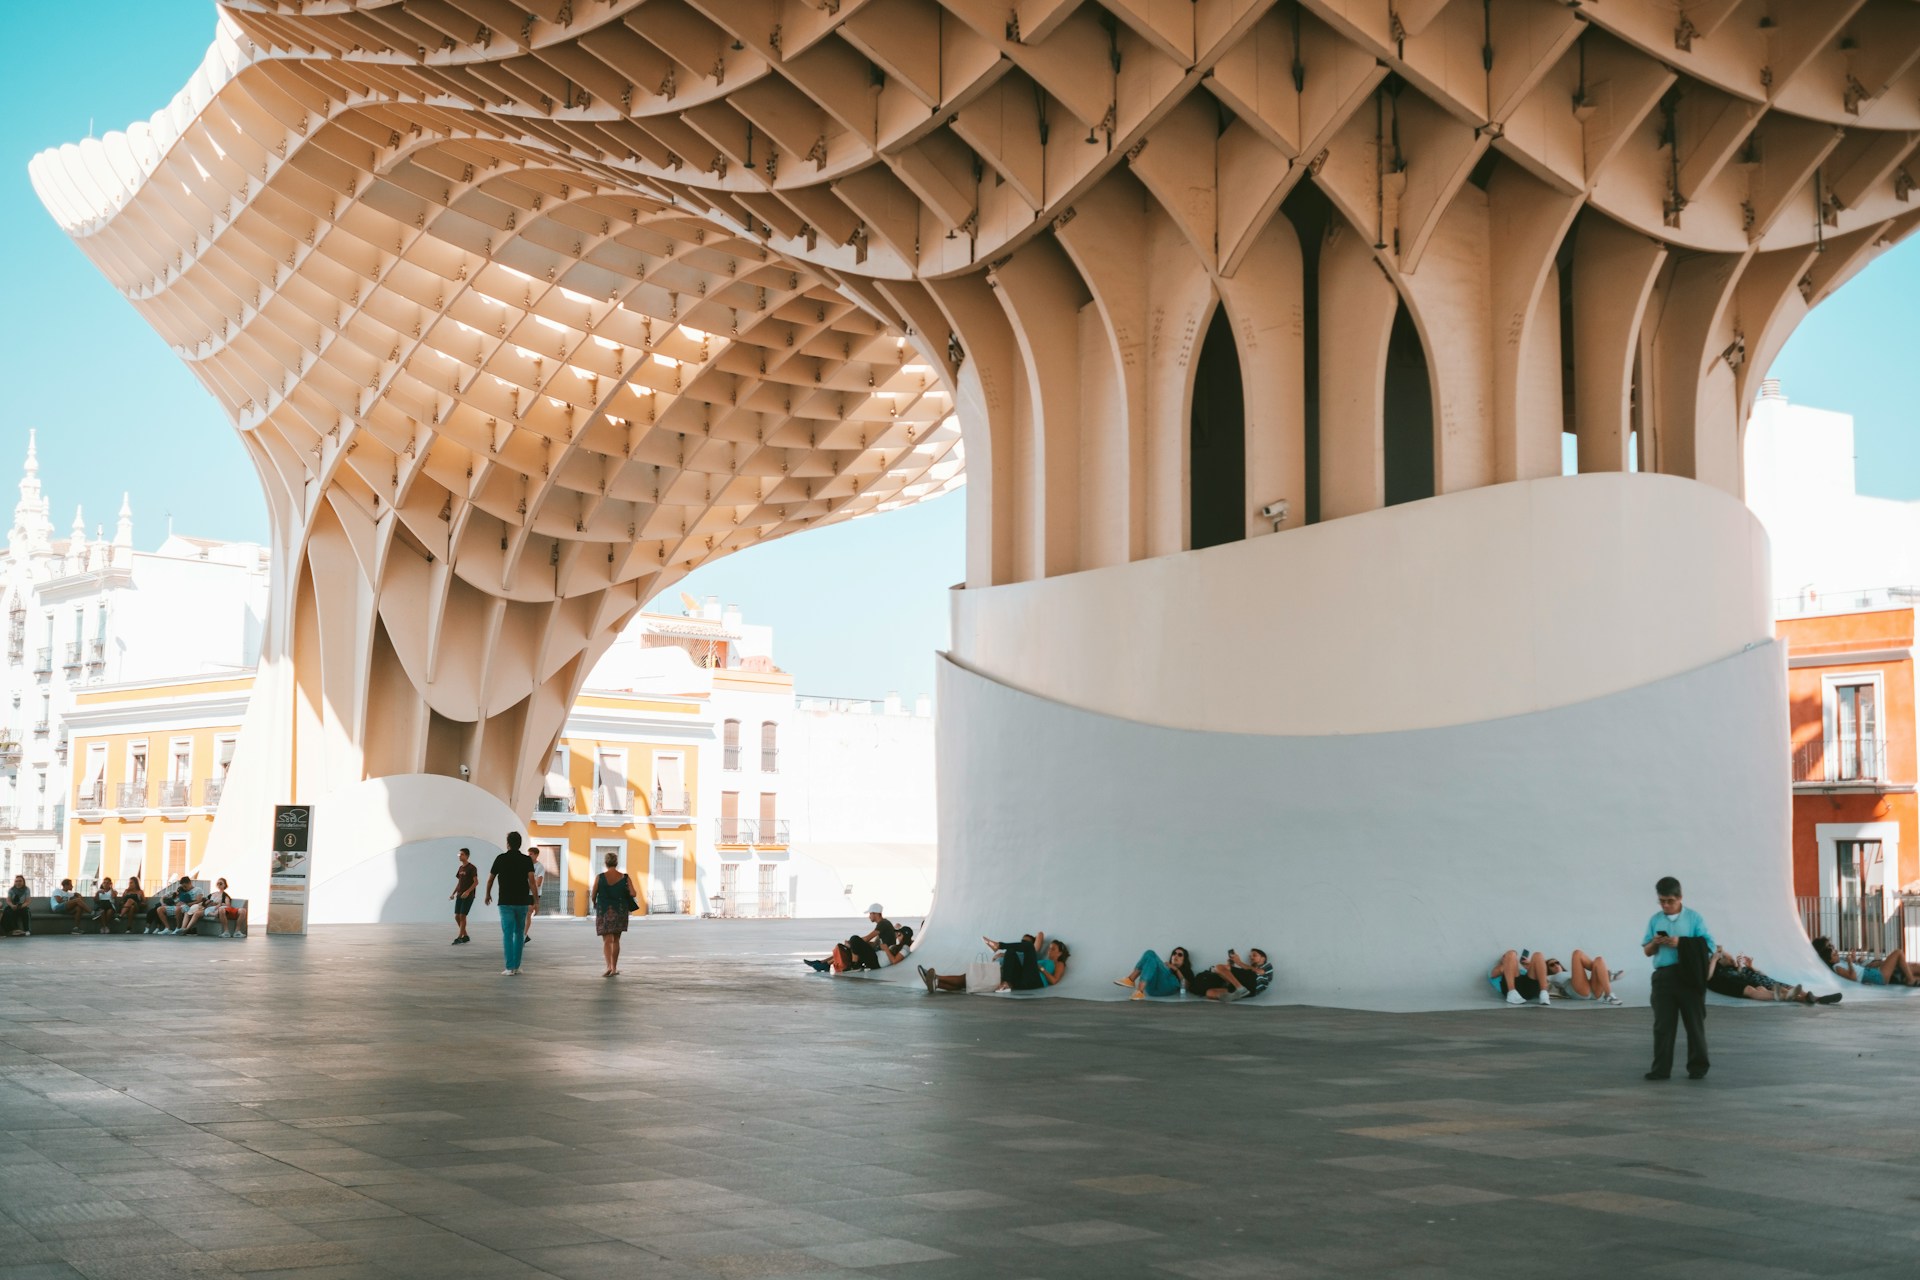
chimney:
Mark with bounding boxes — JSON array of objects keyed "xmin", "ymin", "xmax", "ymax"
[
  {"xmin": 702, "ymin": 594, "xmax": 721, "ymax": 620},
  {"xmin": 1759, "ymin": 378, "xmax": 1785, "ymax": 402},
  {"xmin": 884, "ymin": 690, "xmax": 903, "ymax": 716},
  {"xmin": 722, "ymin": 603, "xmax": 741, "ymax": 630}
]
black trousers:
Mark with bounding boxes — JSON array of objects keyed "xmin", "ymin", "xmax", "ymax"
[
  {"xmin": 0, "ymin": 904, "xmax": 27, "ymax": 933},
  {"xmin": 843, "ymin": 936, "xmax": 880, "ymax": 970},
  {"xmin": 998, "ymin": 940, "xmax": 1045, "ymax": 990},
  {"xmin": 1650, "ymin": 968, "xmax": 1709, "ymax": 1077}
]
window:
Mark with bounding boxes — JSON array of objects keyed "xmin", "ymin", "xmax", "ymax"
[
  {"xmin": 720, "ymin": 790, "xmax": 741, "ymax": 842},
  {"xmin": 120, "ymin": 835, "xmax": 145, "ymax": 884},
  {"xmin": 1820, "ymin": 675, "xmax": 1881, "ymax": 786},
  {"xmin": 760, "ymin": 721, "xmax": 778, "ymax": 773},
  {"xmin": 164, "ymin": 738, "xmax": 193, "ymax": 807},
  {"xmin": 723, "ymin": 719, "xmax": 740, "ymax": 770},
  {"xmin": 80, "ymin": 837, "xmax": 103, "ymax": 890},
  {"xmin": 758, "ymin": 791, "xmax": 777, "ymax": 831},
  {"xmin": 719, "ymin": 861, "xmax": 739, "ymax": 912},
  {"xmin": 165, "ymin": 836, "xmax": 188, "ymax": 883},
  {"xmin": 594, "ymin": 748, "xmax": 628, "ymax": 813},
  {"xmin": 540, "ymin": 746, "xmax": 571, "ymax": 812},
  {"xmin": 757, "ymin": 863, "xmax": 778, "ymax": 916},
  {"xmin": 81, "ymin": 744, "xmax": 107, "ymax": 809},
  {"xmin": 653, "ymin": 753, "xmax": 686, "ymax": 814}
]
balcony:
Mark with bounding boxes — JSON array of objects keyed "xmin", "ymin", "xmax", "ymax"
[
  {"xmin": 0, "ymin": 740, "xmax": 18, "ymax": 768},
  {"xmin": 723, "ymin": 745, "xmax": 741, "ymax": 770},
  {"xmin": 537, "ymin": 792, "xmax": 574, "ymax": 813},
  {"xmin": 77, "ymin": 783, "xmax": 106, "ymax": 815},
  {"xmin": 116, "ymin": 782, "xmax": 148, "ymax": 811},
  {"xmin": 32, "ymin": 721, "xmax": 48, "ymax": 738},
  {"xmin": 31, "ymin": 648, "xmax": 50, "ymax": 675},
  {"xmin": 203, "ymin": 777, "xmax": 225, "ymax": 808},
  {"xmin": 761, "ymin": 748, "xmax": 779, "ymax": 773},
  {"xmin": 61, "ymin": 643, "xmax": 82, "ymax": 670},
  {"xmin": 653, "ymin": 786, "xmax": 691, "ymax": 817},
  {"xmin": 594, "ymin": 787, "xmax": 635, "ymax": 816},
  {"xmin": 87, "ymin": 638, "xmax": 106, "ymax": 664},
  {"xmin": 1794, "ymin": 738, "xmax": 1893, "ymax": 787},
  {"xmin": 714, "ymin": 818, "xmax": 790, "ymax": 847},
  {"xmin": 0, "ymin": 807, "xmax": 13, "ymax": 830},
  {"xmin": 157, "ymin": 781, "xmax": 192, "ymax": 809}
]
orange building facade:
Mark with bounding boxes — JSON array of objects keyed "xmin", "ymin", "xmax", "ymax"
[{"xmin": 1779, "ymin": 602, "xmax": 1919, "ymax": 907}]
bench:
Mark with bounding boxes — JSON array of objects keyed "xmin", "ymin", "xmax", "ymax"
[{"xmin": 3, "ymin": 881, "xmax": 249, "ymax": 938}]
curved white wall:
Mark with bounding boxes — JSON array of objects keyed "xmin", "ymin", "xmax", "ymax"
[
  {"xmin": 304, "ymin": 774, "xmax": 522, "ymax": 925},
  {"xmin": 950, "ymin": 473, "xmax": 1772, "ymax": 735},
  {"xmin": 916, "ymin": 644, "xmax": 1828, "ymax": 1009}
]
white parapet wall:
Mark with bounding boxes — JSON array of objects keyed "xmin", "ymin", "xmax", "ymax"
[{"xmin": 907, "ymin": 472, "xmax": 1827, "ymax": 1008}]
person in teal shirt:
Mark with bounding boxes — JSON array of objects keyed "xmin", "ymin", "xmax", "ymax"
[{"xmin": 1642, "ymin": 876, "xmax": 1715, "ymax": 1080}]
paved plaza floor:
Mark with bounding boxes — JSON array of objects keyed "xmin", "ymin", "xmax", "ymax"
[{"xmin": 3, "ymin": 919, "xmax": 1920, "ymax": 1279}]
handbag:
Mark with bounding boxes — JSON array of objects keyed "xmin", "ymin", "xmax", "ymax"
[{"xmin": 965, "ymin": 951, "xmax": 999, "ymax": 992}]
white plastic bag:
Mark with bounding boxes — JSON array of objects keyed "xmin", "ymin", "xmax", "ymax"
[{"xmin": 965, "ymin": 952, "xmax": 999, "ymax": 991}]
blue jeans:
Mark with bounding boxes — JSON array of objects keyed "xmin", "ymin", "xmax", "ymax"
[
  {"xmin": 1136, "ymin": 950, "xmax": 1183, "ymax": 997},
  {"xmin": 498, "ymin": 905, "xmax": 529, "ymax": 970}
]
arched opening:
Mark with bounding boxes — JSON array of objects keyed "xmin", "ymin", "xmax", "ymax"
[
  {"xmin": 1189, "ymin": 305, "xmax": 1246, "ymax": 549},
  {"xmin": 1383, "ymin": 302, "xmax": 1435, "ymax": 505}
]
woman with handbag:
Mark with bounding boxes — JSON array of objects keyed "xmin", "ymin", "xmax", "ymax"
[{"xmin": 592, "ymin": 851, "xmax": 639, "ymax": 977}]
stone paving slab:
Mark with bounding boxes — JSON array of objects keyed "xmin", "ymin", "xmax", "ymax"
[{"xmin": 2, "ymin": 920, "xmax": 1919, "ymax": 1278}]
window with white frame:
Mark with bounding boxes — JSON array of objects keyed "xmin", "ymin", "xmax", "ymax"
[
  {"xmin": 120, "ymin": 835, "xmax": 145, "ymax": 885},
  {"xmin": 541, "ymin": 746, "xmax": 572, "ymax": 811},
  {"xmin": 1822, "ymin": 672, "xmax": 1885, "ymax": 782},
  {"xmin": 80, "ymin": 837, "xmax": 103, "ymax": 890},
  {"xmin": 594, "ymin": 748, "xmax": 629, "ymax": 813},
  {"xmin": 653, "ymin": 753, "xmax": 686, "ymax": 814},
  {"xmin": 81, "ymin": 744, "xmax": 107, "ymax": 809}
]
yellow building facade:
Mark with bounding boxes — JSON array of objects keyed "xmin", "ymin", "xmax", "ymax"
[{"xmin": 65, "ymin": 675, "xmax": 250, "ymax": 891}]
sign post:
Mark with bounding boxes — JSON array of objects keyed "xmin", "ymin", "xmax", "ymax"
[{"xmin": 267, "ymin": 804, "xmax": 312, "ymax": 935}]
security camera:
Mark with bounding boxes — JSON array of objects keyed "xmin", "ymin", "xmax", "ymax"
[{"xmin": 1260, "ymin": 500, "xmax": 1290, "ymax": 520}]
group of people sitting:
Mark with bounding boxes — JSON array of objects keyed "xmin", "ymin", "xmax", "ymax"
[
  {"xmin": 919, "ymin": 932, "xmax": 1072, "ymax": 993},
  {"xmin": 3, "ymin": 874, "xmax": 242, "ymax": 938},
  {"xmin": 1814, "ymin": 937, "xmax": 1913, "ymax": 988},
  {"xmin": 1490, "ymin": 948, "xmax": 1624, "ymax": 1006},
  {"xmin": 1112, "ymin": 946, "xmax": 1274, "ymax": 1000},
  {"xmin": 802, "ymin": 905, "xmax": 915, "ymax": 973}
]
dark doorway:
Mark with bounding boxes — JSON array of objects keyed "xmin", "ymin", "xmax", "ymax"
[
  {"xmin": 1190, "ymin": 306, "xmax": 1246, "ymax": 549},
  {"xmin": 1383, "ymin": 302, "xmax": 1434, "ymax": 505}
]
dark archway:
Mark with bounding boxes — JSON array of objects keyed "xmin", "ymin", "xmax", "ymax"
[
  {"xmin": 1190, "ymin": 306, "xmax": 1247, "ymax": 549},
  {"xmin": 1383, "ymin": 302, "xmax": 1435, "ymax": 505}
]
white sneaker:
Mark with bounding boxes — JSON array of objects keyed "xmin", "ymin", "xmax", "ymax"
[
  {"xmin": 1602, "ymin": 994, "xmax": 1622, "ymax": 1006},
  {"xmin": 1505, "ymin": 989, "xmax": 1525, "ymax": 1005},
  {"xmin": 1538, "ymin": 992, "xmax": 1552, "ymax": 1006},
  {"xmin": 502, "ymin": 968, "xmax": 518, "ymax": 976}
]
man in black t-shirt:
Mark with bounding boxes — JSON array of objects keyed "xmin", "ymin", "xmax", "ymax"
[
  {"xmin": 449, "ymin": 848, "xmax": 478, "ymax": 946},
  {"xmin": 484, "ymin": 832, "xmax": 536, "ymax": 975}
]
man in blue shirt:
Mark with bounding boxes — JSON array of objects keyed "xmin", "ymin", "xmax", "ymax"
[{"xmin": 1642, "ymin": 875, "xmax": 1716, "ymax": 1080}]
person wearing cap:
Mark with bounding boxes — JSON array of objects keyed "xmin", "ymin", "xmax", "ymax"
[{"xmin": 803, "ymin": 904, "xmax": 902, "ymax": 973}]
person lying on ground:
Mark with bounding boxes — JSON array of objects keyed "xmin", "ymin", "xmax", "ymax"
[
  {"xmin": 1545, "ymin": 950, "xmax": 1622, "ymax": 1005},
  {"xmin": 1114, "ymin": 947, "xmax": 1194, "ymax": 999},
  {"xmin": 1490, "ymin": 948, "xmax": 1551, "ymax": 1005},
  {"xmin": 1187, "ymin": 948, "xmax": 1273, "ymax": 1001},
  {"xmin": 1812, "ymin": 935, "xmax": 1914, "ymax": 987},
  {"xmin": 920, "ymin": 932, "xmax": 1069, "ymax": 992},
  {"xmin": 804, "ymin": 905, "xmax": 908, "ymax": 972},
  {"xmin": 1705, "ymin": 946, "xmax": 1824, "ymax": 1003},
  {"xmin": 50, "ymin": 880, "xmax": 87, "ymax": 933}
]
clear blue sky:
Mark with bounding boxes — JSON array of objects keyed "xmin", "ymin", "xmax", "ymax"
[{"xmin": 1, "ymin": 4, "xmax": 1911, "ymax": 703}]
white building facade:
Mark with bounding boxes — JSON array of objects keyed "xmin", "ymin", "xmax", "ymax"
[{"xmin": 0, "ymin": 435, "xmax": 268, "ymax": 891}]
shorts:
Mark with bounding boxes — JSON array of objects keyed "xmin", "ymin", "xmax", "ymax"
[
  {"xmin": 1859, "ymin": 964, "xmax": 1886, "ymax": 985},
  {"xmin": 454, "ymin": 895, "xmax": 475, "ymax": 917},
  {"xmin": 1499, "ymin": 974, "xmax": 1542, "ymax": 1000}
]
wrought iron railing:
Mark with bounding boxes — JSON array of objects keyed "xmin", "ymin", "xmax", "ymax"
[
  {"xmin": 652, "ymin": 786, "xmax": 691, "ymax": 816},
  {"xmin": 1793, "ymin": 738, "xmax": 1890, "ymax": 784},
  {"xmin": 536, "ymin": 792, "xmax": 574, "ymax": 813},
  {"xmin": 594, "ymin": 786, "xmax": 634, "ymax": 815},
  {"xmin": 1797, "ymin": 893, "xmax": 1920, "ymax": 957},
  {"xmin": 709, "ymin": 892, "xmax": 791, "ymax": 919},
  {"xmin": 203, "ymin": 777, "xmax": 225, "ymax": 808},
  {"xmin": 723, "ymin": 745, "xmax": 741, "ymax": 770},
  {"xmin": 157, "ymin": 782, "xmax": 191, "ymax": 808},
  {"xmin": 714, "ymin": 818, "xmax": 789, "ymax": 846},
  {"xmin": 32, "ymin": 648, "xmax": 50, "ymax": 674},
  {"xmin": 116, "ymin": 782, "xmax": 147, "ymax": 810},
  {"xmin": 77, "ymin": 783, "xmax": 106, "ymax": 813},
  {"xmin": 761, "ymin": 748, "xmax": 779, "ymax": 773},
  {"xmin": 61, "ymin": 643, "xmax": 82, "ymax": 669}
]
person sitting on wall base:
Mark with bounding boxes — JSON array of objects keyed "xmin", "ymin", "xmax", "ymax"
[
  {"xmin": 1489, "ymin": 949, "xmax": 1551, "ymax": 1006},
  {"xmin": 1187, "ymin": 948, "xmax": 1273, "ymax": 1001},
  {"xmin": 1706, "ymin": 946, "xmax": 1825, "ymax": 1004},
  {"xmin": 50, "ymin": 880, "xmax": 87, "ymax": 934},
  {"xmin": 1545, "ymin": 951, "xmax": 1623, "ymax": 1005},
  {"xmin": 804, "ymin": 904, "xmax": 900, "ymax": 972},
  {"xmin": 117, "ymin": 875, "xmax": 147, "ymax": 930},
  {"xmin": 1812, "ymin": 936, "xmax": 1914, "ymax": 987},
  {"xmin": 90, "ymin": 877, "xmax": 119, "ymax": 934},
  {"xmin": 2, "ymin": 875, "xmax": 30, "ymax": 936},
  {"xmin": 1115, "ymin": 947, "xmax": 1195, "ymax": 999}
]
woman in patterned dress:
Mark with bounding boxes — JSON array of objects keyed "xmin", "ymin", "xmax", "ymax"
[{"xmin": 592, "ymin": 850, "xmax": 637, "ymax": 977}]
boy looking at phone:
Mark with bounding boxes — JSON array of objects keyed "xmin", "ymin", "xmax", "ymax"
[{"xmin": 1642, "ymin": 876, "xmax": 1715, "ymax": 1081}]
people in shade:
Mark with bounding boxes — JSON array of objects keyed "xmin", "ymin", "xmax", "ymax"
[
  {"xmin": 117, "ymin": 875, "xmax": 147, "ymax": 930},
  {"xmin": 449, "ymin": 848, "xmax": 477, "ymax": 945},
  {"xmin": 2, "ymin": 875, "xmax": 30, "ymax": 936},
  {"xmin": 805, "ymin": 905, "xmax": 902, "ymax": 973},
  {"xmin": 148, "ymin": 882, "xmax": 184, "ymax": 934},
  {"xmin": 485, "ymin": 831, "xmax": 536, "ymax": 975},
  {"xmin": 1706, "ymin": 947, "xmax": 1824, "ymax": 1003},
  {"xmin": 1812, "ymin": 936, "xmax": 1915, "ymax": 987},
  {"xmin": 199, "ymin": 879, "xmax": 242, "ymax": 938},
  {"xmin": 50, "ymin": 879, "xmax": 87, "ymax": 933},
  {"xmin": 1643, "ymin": 875, "xmax": 1714, "ymax": 1082},
  {"xmin": 1545, "ymin": 950, "xmax": 1623, "ymax": 1005},
  {"xmin": 1114, "ymin": 948, "xmax": 1195, "ymax": 999},
  {"xmin": 592, "ymin": 850, "xmax": 638, "ymax": 977},
  {"xmin": 1187, "ymin": 948, "xmax": 1273, "ymax": 1001},
  {"xmin": 1491, "ymin": 949, "xmax": 1552, "ymax": 1006},
  {"xmin": 919, "ymin": 932, "xmax": 1070, "ymax": 993},
  {"xmin": 166, "ymin": 877, "xmax": 201, "ymax": 936},
  {"xmin": 526, "ymin": 850, "xmax": 547, "ymax": 940},
  {"xmin": 89, "ymin": 877, "xmax": 119, "ymax": 933}
]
